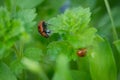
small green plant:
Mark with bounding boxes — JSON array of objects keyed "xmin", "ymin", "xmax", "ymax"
[
  {"xmin": 47, "ymin": 7, "xmax": 96, "ymax": 60},
  {"xmin": 46, "ymin": 7, "xmax": 117, "ymax": 80}
]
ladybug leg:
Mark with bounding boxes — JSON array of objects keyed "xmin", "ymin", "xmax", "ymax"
[{"xmin": 47, "ymin": 23, "xmax": 52, "ymax": 26}]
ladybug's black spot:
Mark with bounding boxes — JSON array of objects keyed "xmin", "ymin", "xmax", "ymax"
[{"xmin": 42, "ymin": 21, "xmax": 47, "ymax": 29}]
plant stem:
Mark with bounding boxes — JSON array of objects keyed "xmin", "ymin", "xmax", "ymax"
[
  {"xmin": 20, "ymin": 41, "xmax": 24, "ymax": 59},
  {"xmin": 14, "ymin": 44, "xmax": 20, "ymax": 58},
  {"xmin": 14, "ymin": 41, "xmax": 24, "ymax": 59},
  {"xmin": 104, "ymin": 0, "xmax": 118, "ymax": 40}
]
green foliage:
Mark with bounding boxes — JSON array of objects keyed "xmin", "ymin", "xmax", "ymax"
[
  {"xmin": 89, "ymin": 36, "xmax": 117, "ymax": 80},
  {"xmin": 48, "ymin": 7, "xmax": 96, "ymax": 47},
  {"xmin": 47, "ymin": 7, "xmax": 97, "ymax": 60},
  {"xmin": 52, "ymin": 54, "xmax": 72, "ymax": 80},
  {"xmin": 97, "ymin": 7, "xmax": 120, "ymax": 40},
  {"xmin": 71, "ymin": 70, "xmax": 91, "ymax": 80},
  {"xmin": 0, "ymin": 6, "xmax": 36, "ymax": 58},
  {"xmin": 114, "ymin": 40, "xmax": 120, "ymax": 74},
  {"xmin": 48, "ymin": 7, "xmax": 92, "ymax": 34},
  {"xmin": 10, "ymin": 59, "xmax": 24, "ymax": 75},
  {"xmin": 47, "ymin": 41, "xmax": 75, "ymax": 60},
  {"xmin": 0, "ymin": 0, "xmax": 120, "ymax": 80},
  {"xmin": 24, "ymin": 47, "xmax": 43, "ymax": 61},
  {"xmin": 114, "ymin": 40, "xmax": 120, "ymax": 53},
  {"xmin": 0, "ymin": 62, "xmax": 17, "ymax": 80}
]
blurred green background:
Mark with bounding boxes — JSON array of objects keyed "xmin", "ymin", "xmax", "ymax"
[{"xmin": 0, "ymin": 0, "xmax": 120, "ymax": 80}]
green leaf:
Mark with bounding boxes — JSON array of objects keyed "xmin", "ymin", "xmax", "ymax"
[
  {"xmin": 113, "ymin": 40, "xmax": 120, "ymax": 75},
  {"xmin": 0, "ymin": 7, "xmax": 37, "ymax": 57},
  {"xmin": 0, "ymin": 7, "xmax": 10, "ymax": 38},
  {"xmin": 114, "ymin": 40, "xmax": 120, "ymax": 53},
  {"xmin": 0, "ymin": 62, "xmax": 17, "ymax": 80},
  {"xmin": 48, "ymin": 7, "xmax": 97, "ymax": 49},
  {"xmin": 52, "ymin": 54, "xmax": 73, "ymax": 80},
  {"xmin": 71, "ymin": 70, "xmax": 91, "ymax": 80},
  {"xmin": 24, "ymin": 47, "xmax": 43, "ymax": 61},
  {"xmin": 66, "ymin": 27, "xmax": 97, "ymax": 48},
  {"xmin": 10, "ymin": 59, "xmax": 24, "ymax": 75},
  {"xmin": 5, "ymin": 19, "xmax": 23, "ymax": 40},
  {"xmin": 89, "ymin": 36, "xmax": 117, "ymax": 80},
  {"xmin": 21, "ymin": 57, "xmax": 49, "ymax": 80},
  {"xmin": 16, "ymin": 9, "xmax": 37, "ymax": 33},
  {"xmin": 48, "ymin": 7, "xmax": 91, "ymax": 34},
  {"xmin": 47, "ymin": 41, "xmax": 75, "ymax": 61},
  {"xmin": 21, "ymin": 57, "xmax": 41, "ymax": 73},
  {"xmin": 0, "ymin": 7, "xmax": 15, "ymax": 58},
  {"xmin": 76, "ymin": 57, "xmax": 91, "ymax": 80}
]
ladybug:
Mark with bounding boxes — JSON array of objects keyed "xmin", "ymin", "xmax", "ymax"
[
  {"xmin": 38, "ymin": 21, "xmax": 50, "ymax": 38},
  {"xmin": 77, "ymin": 48, "xmax": 87, "ymax": 57}
]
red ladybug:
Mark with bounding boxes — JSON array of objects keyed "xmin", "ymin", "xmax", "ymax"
[
  {"xmin": 77, "ymin": 48, "xmax": 87, "ymax": 57},
  {"xmin": 38, "ymin": 21, "xmax": 50, "ymax": 38}
]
